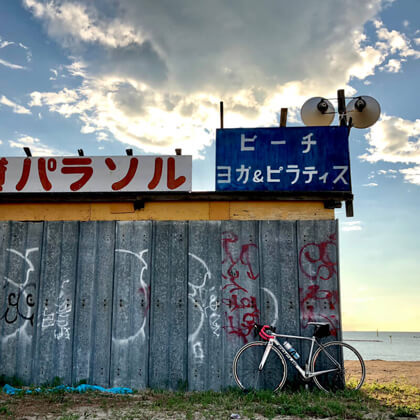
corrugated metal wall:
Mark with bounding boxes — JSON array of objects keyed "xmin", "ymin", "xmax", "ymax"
[{"xmin": 0, "ymin": 220, "xmax": 340, "ymax": 390}]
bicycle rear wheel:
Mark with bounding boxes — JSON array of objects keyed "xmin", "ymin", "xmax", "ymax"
[
  {"xmin": 232, "ymin": 341, "xmax": 287, "ymax": 392},
  {"xmin": 311, "ymin": 341, "xmax": 365, "ymax": 392}
]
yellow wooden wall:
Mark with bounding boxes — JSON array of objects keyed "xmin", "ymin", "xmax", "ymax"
[{"xmin": 0, "ymin": 201, "xmax": 334, "ymax": 221}]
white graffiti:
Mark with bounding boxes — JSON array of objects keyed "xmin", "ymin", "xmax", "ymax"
[
  {"xmin": 112, "ymin": 249, "xmax": 149, "ymax": 346},
  {"xmin": 1, "ymin": 248, "xmax": 38, "ymax": 343},
  {"xmin": 188, "ymin": 252, "xmax": 222, "ymax": 363},
  {"xmin": 41, "ymin": 278, "xmax": 73, "ymax": 340},
  {"xmin": 262, "ymin": 287, "xmax": 279, "ymax": 327}
]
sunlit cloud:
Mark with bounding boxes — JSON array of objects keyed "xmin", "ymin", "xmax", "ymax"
[
  {"xmin": 380, "ymin": 58, "xmax": 403, "ymax": 72},
  {"xmin": 400, "ymin": 166, "xmax": 420, "ymax": 185},
  {"xmin": 361, "ymin": 115, "xmax": 420, "ymax": 165},
  {"xmin": 22, "ymin": 0, "xmax": 420, "ymax": 159},
  {"xmin": 8, "ymin": 135, "xmax": 68, "ymax": 156}
]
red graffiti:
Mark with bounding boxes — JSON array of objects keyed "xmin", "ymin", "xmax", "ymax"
[
  {"xmin": 224, "ymin": 309, "xmax": 259, "ymax": 344},
  {"xmin": 299, "ymin": 285, "xmax": 339, "ymax": 336},
  {"xmin": 222, "ymin": 231, "xmax": 259, "ymax": 293},
  {"xmin": 222, "ymin": 231, "xmax": 260, "ymax": 343},
  {"xmin": 223, "ymin": 295, "xmax": 258, "ymax": 313},
  {"xmin": 299, "ymin": 233, "xmax": 337, "ymax": 281}
]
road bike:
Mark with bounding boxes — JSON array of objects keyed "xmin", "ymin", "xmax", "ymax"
[{"xmin": 232, "ymin": 323, "xmax": 365, "ymax": 392}]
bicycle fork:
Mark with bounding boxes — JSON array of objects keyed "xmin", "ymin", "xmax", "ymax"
[{"xmin": 259, "ymin": 340, "xmax": 274, "ymax": 370}]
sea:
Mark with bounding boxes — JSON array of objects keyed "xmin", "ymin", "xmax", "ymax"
[{"xmin": 342, "ymin": 331, "xmax": 420, "ymax": 361}]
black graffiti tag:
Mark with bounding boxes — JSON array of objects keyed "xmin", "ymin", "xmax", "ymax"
[{"xmin": 1, "ymin": 282, "xmax": 36, "ymax": 326}]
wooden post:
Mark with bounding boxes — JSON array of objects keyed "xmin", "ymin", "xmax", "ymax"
[
  {"xmin": 175, "ymin": 148, "xmax": 182, "ymax": 155},
  {"xmin": 337, "ymin": 89, "xmax": 347, "ymax": 127},
  {"xmin": 280, "ymin": 108, "xmax": 288, "ymax": 127},
  {"xmin": 220, "ymin": 101, "xmax": 224, "ymax": 129},
  {"xmin": 345, "ymin": 200, "xmax": 354, "ymax": 217}
]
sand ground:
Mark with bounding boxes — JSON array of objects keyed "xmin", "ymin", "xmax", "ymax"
[{"xmin": 353, "ymin": 360, "xmax": 420, "ymax": 387}]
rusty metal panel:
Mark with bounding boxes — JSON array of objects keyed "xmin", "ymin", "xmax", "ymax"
[
  {"xmin": 187, "ymin": 221, "xmax": 223, "ymax": 390},
  {"xmin": 33, "ymin": 222, "xmax": 78, "ymax": 385},
  {"xmin": 0, "ymin": 221, "xmax": 43, "ymax": 383},
  {"xmin": 110, "ymin": 221, "xmax": 152, "ymax": 389}
]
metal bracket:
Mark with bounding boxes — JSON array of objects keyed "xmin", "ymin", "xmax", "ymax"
[
  {"xmin": 133, "ymin": 200, "xmax": 145, "ymax": 211},
  {"xmin": 345, "ymin": 200, "xmax": 354, "ymax": 217}
]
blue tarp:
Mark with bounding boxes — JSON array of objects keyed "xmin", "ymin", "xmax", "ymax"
[{"xmin": 2, "ymin": 383, "xmax": 133, "ymax": 395}]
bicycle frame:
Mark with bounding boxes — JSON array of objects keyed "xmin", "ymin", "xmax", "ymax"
[{"xmin": 260, "ymin": 333, "xmax": 341, "ymax": 380}]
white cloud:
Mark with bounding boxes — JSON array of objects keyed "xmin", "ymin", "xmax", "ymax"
[
  {"xmin": 29, "ymin": 88, "xmax": 80, "ymax": 108},
  {"xmin": 360, "ymin": 116, "xmax": 420, "ymax": 185},
  {"xmin": 8, "ymin": 135, "xmax": 65, "ymax": 156},
  {"xmin": 376, "ymin": 23, "xmax": 420, "ymax": 58},
  {"xmin": 0, "ymin": 36, "xmax": 32, "ymax": 65},
  {"xmin": 361, "ymin": 115, "xmax": 420, "ymax": 165},
  {"xmin": 400, "ymin": 166, "xmax": 420, "ymax": 185},
  {"xmin": 362, "ymin": 182, "xmax": 378, "ymax": 187},
  {"xmin": 0, "ymin": 40, "xmax": 14, "ymax": 49},
  {"xmin": 381, "ymin": 58, "xmax": 403, "ymax": 72},
  {"xmin": 23, "ymin": 0, "xmax": 145, "ymax": 49},
  {"xmin": 341, "ymin": 221, "xmax": 363, "ymax": 232},
  {"xmin": 0, "ymin": 58, "xmax": 26, "ymax": 70},
  {"xmin": 0, "ymin": 95, "xmax": 31, "ymax": 114},
  {"xmin": 23, "ymin": 0, "xmax": 420, "ymax": 158}
]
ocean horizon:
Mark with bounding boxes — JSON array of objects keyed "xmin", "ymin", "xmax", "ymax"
[{"xmin": 342, "ymin": 331, "xmax": 420, "ymax": 361}]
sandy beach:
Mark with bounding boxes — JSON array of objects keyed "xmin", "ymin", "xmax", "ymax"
[{"xmin": 350, "ymin": 360, "xmax": 420, "ymax": 387}]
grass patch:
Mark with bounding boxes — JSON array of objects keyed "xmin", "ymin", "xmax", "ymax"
[{"xmin": 0, "ymin": 381, "xmax": 418, "ymax": 419}]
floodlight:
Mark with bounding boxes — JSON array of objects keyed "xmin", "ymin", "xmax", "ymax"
[
  {"xmin": 346, "ymin": 96, "xmax": 380, "ymax": 129},
  {"xmin": 301, "ymin": 97, "xmax": 335, "ymax": 126}
]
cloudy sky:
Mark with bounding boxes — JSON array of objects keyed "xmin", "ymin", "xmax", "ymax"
[{"xmin": 0, "ymin": 0, "xmax": 419, "ymax": 331}]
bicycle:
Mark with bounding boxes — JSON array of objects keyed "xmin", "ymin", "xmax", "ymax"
[{"xmin": 232, "ymin": 323, "xmax": 365, "ymax": 392}]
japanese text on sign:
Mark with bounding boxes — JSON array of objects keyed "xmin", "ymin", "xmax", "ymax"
[
  {"xmin": 215, "ymin": 127, "xmax": 351, "ymax": 192},
  {"xmin": 0, "ymin": 156, "xmax": 192, "ymax": 193}
]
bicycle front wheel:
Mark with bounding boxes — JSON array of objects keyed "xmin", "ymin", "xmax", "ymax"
[
  {"xmin": 232, "ymin": 341, "xmax": 287, "ymax": 392},
  {"xmin": 311, "ymin": 341, "xmax": 365, "ymax": 392}
]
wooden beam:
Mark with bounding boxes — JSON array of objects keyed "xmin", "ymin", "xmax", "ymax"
[{"xmin": 280, "ymin": 108, "xmax": 288, "ymax": 127}]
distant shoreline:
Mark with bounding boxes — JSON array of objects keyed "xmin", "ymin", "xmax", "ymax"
[{"xmin": 344, "ymin": 331, "xmax": 420, "ymax": 334}]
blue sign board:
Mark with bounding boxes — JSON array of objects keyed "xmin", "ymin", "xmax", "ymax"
[{"xmin": 215, "ymin": 126, "xmax": 351, "ymax": 192}]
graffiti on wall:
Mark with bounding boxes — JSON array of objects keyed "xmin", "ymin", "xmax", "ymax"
[
  {"xmin": 112, "ymin": 249, "xmax": 150, "ymax": 346},
  {"xmin": 1, "ymin": 248, "xmax": 38, "ymax": 342},
  {"xmin": 221, "ymin": 231, "xmax": 279, "ymax": 344},
  {"xmin": 188, "ymin": 252, "xmax": 222, "ymax": 363},
  {"xmin": 41, "ymin": 278, "xmax": 73, "ymax": 340},
  {"xmin": 221, "ymin": 231, "xmax": 260, "ymax": 343},
  {"xmin": 298, "ymin": 234, "xmax": 339, "ymax": 335}
]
